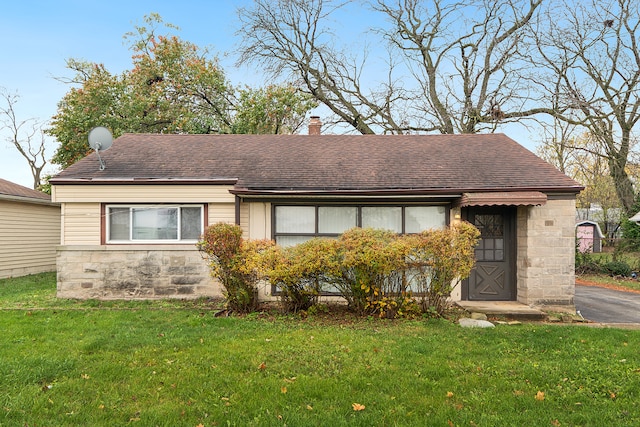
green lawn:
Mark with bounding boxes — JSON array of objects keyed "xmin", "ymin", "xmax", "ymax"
[{"xmin": 1, "ymin": 273, "xmax": 639, "ymax": 426}]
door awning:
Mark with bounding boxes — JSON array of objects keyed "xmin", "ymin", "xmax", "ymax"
[{"xmin": 459, "ymin": 191, "xmax": 547, "ymax": 207}]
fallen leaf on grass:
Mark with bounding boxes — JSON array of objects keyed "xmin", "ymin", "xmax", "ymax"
[
  {"xmin": 536, "ymin": 391, "xmax": 545, "ymax": 401},
  {"xmin": 306, "ymin": 405, "xmax": 313, "ymax": 410},
  {"xmin": 258, "ymin": 362, "xmax": 266, "ymax": 371},
  {"xmin": 281, "ymin": 386, "xmax": 287, "ymax": 394},
  {"xmin": 551, "ymin": 419, "xmax": 561, "ymax": 426},
  {"xmin": 81, "ymin": 374, "xmax": 90, "ymax": 380},
  {"xmin": 352, "ymin": 403, "xmax": 366, "ymax": 411},
  {"xmin": 446, "ymin": 391, "xmax": 454, "ymax": 398}
]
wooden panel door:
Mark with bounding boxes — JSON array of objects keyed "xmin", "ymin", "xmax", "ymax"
[{"xmin": 465, "ymin": 208, "xmax": 516, "ymax": 301}]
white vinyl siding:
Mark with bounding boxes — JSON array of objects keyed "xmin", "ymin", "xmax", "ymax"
[
  {"xmin": 209, "ymin": 203, "xmax": 236, "ymax": 225},
  {"xmin": 61, "ymin": 202, "xmax": 101, "ymax": 245},
  {"xmin": 247, "ymin": 202, "xmax": 271, "ymax": 240},
  {"xmin": 52, "ymin": 184, "xmax": 235, "ymax": 203}
]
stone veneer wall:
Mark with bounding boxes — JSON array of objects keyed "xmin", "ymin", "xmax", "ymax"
[
  {"xmin": 57, "ymin": 245, "xmax": 222, "ymax": 299},
  {"xmin": 516, "ymin": 198, "xmax": 576, "ymax": 309}
]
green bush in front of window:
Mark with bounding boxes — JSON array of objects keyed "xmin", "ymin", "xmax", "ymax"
[
  {"xmin": 265, "ymin": 238, "xmax": 342, "ymax": 313},
  {"xmin": 334, "ymin": 228, "xmax": 411, "ymax": 316},
  {"xmin": 331, "ymin": 224, "xmax": 480, "ymax": 317},
  {"xmin": 405, "ymin": 222, "xmax": 481, "ymax": 316}
]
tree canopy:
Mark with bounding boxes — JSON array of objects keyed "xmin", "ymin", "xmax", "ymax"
[{"xmin": 49, "ymin": 14, "xmax": 316, "ymax": 169}]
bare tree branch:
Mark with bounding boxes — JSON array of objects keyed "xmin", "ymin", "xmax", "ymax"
[
  {"xmin": 237, "ymin": 0, "xmax": 543, "ymax": 134},
  {"xmin": 533, "ymin": 0, "xmax": 640, "ymax": 213},
  {"xmin": 0, "ymin": 88, "xmax": 49, "ymax": 189}
]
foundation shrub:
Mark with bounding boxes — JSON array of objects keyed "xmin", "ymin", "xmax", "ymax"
[
  {"xmin": 405, "ymin": 222, "xmax": 480, "ymax": 316},
  {"xmin": 332, "ymin": 228, "xmax": 410, "ymax": 315},
  {"xmin": 197, "ymin": 223, "xmax": 273, "ymax": 313},
  {"xmin": 264, "ymin": 238, "xmax": 340, "ymax": 313},
  {"xmin": 198, "ymin": 222, "xmax": 480, "ymax": 318}
]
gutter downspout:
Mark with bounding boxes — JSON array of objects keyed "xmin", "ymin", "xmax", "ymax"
[{"xmin": 235, "ymin": 195, "xmax": 241, "ymax": 226}]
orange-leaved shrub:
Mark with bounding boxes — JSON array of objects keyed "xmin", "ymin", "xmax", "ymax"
[{"xmin": 197, "ymin": 222, "xmax": 273, "ymax": 313}]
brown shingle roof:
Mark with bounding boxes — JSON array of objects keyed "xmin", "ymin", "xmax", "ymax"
[
  {"xmin": 51, "ymin": 133, "xmax": 583, "ymax": 195},
  {"xmin": 0, "ymin": 178, "xmax": 51, "ymax": 201}
]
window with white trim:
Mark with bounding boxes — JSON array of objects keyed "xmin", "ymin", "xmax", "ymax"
[
  {"xmin": 273, "ymin": 205, "xmax": 447, "ymax": 246},
  {"xmin": 106, "ymin": 205, "xmax": 204, "ymax": 243}
]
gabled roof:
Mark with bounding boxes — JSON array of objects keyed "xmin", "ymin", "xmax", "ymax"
[
  {"xmin": 0, "ymin": 178, "xmax": 52, "ymax": 202},
  {"xmin": 50, "ymin": 133, "xmax": 583, "ymax": 196}
]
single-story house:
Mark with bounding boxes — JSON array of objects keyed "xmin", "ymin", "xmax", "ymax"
[
  {"xmin": 50, "ymin": 127, "xmax": 583, "ymax": 308},
  {"xmin": 0, "ymin": 178, "xmax": 60, "ymax": 279},
  {"xmin": 575, "ymin": 220, "xmax": 605, "ymax": 253}
]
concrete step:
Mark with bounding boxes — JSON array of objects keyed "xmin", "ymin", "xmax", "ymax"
[{"xmin": 455, "ymin": 301, "xmax": 547, "ymax": 321}]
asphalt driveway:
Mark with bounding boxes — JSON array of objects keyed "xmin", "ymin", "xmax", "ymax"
[{"xmin": 575, "ymin": 284, "xmax": 640, "ymax": 324}]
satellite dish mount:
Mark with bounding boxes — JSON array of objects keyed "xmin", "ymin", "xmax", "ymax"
[{"xmin": 88, "ymin": 127, "xmax": 113, "ymax": 171}]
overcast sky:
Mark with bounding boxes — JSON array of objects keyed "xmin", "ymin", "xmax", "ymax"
[{"xmin": 0, "ymin": 0, "xmax": 536, "ymax": 189}]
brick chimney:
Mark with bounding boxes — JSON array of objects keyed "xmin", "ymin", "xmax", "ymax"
[{"xmin": 308, "ymin": 116, "xmax": 322, "ymax": 135}]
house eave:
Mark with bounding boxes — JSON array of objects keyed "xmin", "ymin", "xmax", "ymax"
[
  {"xmin": 0, "ymin": 193, "xmax": 59, "ymax": 206},
  {"xmin": 230, "ymin": 186, "xmax": 584, "ymax": 198},
  {"xmin": 50, "ymin": 177, "xmax": 239, "ymax": 185}
]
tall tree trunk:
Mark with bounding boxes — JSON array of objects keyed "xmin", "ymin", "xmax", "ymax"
[{"xmin": 610, "ymin": 159, "xmax": 635, "ymax": 215}]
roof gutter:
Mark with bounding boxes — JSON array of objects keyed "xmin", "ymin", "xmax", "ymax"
[
  {"xmin": 50, "ymin": 178, "xmax": 239, "ymax": 185},
  {"xmin": 0, "ymin": 194, "xmax": 59, "ymax": 206},
  {"xmin": 230, "ymin": 185, "xmax": 584, "ymax": 197}
]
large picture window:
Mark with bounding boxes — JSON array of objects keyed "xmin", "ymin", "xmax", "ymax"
[
  {"xmin": 106, "ymin": 205, "xmax": 204, "ymax": 243},
  {"xmin": 273, "ymin": 204, "xmax": 447, "ymax": 246}
]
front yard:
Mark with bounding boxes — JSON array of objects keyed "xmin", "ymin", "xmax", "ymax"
[{"xmin": 1, "ymin": 273, "xmax": 639, "ymax": 426}]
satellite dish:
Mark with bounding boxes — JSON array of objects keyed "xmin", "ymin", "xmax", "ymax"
[{"xmin": 87, "ymin": 127, "xmax": 113, "ymax": 170}]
